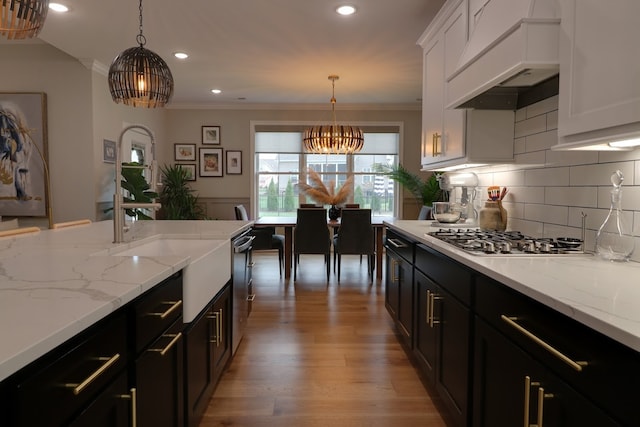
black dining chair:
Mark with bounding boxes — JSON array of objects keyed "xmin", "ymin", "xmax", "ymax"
[
  {"xmin": 234, "ymin": 204, "xmax": 284, "ymax": 276},
  {"xmin": 333, "ymin": 208, "xmax": 374, "ymax": 282},
  {"xmin": 294, "ymin": 208, "xmax": 331, "ymax": 281}
]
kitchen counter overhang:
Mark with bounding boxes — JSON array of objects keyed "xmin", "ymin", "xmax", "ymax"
[
  {"xmin": 0, "ymin": 219, "xmax": 251, "ymax": 382},
  {"xmin": 384, "ymin": 219, "xmax": 640, "ymax": 353}
]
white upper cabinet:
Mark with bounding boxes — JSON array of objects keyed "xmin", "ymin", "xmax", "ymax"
[
  {"xmin": 419, "ymin": 0, "xmax": 514, "ymax": 171},
  {"xmin": 554, "ymin": 0, "xmax": 640, "ymax": 150}
]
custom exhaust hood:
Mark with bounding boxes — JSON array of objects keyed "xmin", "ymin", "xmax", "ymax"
[{"xmin": 446, "ymin": 0, "xmax": 561, "ymax": 110}]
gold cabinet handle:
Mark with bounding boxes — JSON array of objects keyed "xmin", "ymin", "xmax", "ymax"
[
  {"xmin": 147, "ymin": 332, "xmax": 182, "ymax": 356},
  {"xmin": 207, "ymin": 311, "xmax": 219, "ymax": 345},
  {"xmin": 390, "ymin": 259, "xmax": 400, "ymax": 282},
  {"xmin": 426, "ymin": 289, "xmax": 431, "ymax": 324},
  {"xmin": 428, "ymin": 291, "xmax": 442, "ymax": 328},
  {"xmin": 501, "ymin": 315, "xmax": 588, "ymax": 372},
  {"xmin": 118, "ymin": 387, "xmax": 137, "ymax": 427},
  {"xmin": 432, "ymin": 132, "xmax": 442, "ymax": 156},
  {"xmin": 65, "ymin": 353, "xmax": 121, "ymax": 395},
  {"xmin": 524, "ymin": 376, "xmax": 554, "ymax": 427},
  {"xmin": 148, "ymin": 300, "xmax": 182, "ymax": 319},
  {"xmin": 524, "ymin": 376, "xmax": 531, "ymax": 427},
  {"xmin": 218, "ymin": 308, "xmax": 223, "ymax": 347}
]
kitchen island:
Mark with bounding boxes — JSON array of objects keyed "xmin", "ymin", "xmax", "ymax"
[
  {"xmin": 384, "ymin": 219, "xmax": 640, "ymax": 427},
  {"xmin": 0, "ymin": 219, "xmax": 250, "ymax": 383}
]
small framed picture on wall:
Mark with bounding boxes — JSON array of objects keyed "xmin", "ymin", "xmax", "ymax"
[
  {"xmin": 179, "ymin": 164, "xmax": 196, "ymax": 181},
  {"xmin": 199, "ymin": 147, "xmax": 223, "ymax": 177},
  {"xmin": 202, "ymin": 125, "xmax": 221, "ymax": 145},
  {"xmin": 174, "ymin": 143, "xmax": 196, "ymax": 161},
  {"xmin": 226, "ymin": 150, "xmax": 242, "ymax": 175}
]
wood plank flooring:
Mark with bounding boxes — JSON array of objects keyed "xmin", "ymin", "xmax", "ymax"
[{"xmin": 199, "ymin": 252, "xmax": 450, "ymax": 427}]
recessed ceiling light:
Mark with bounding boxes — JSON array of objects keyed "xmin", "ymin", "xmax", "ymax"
[
  {"xmin": 336, "ymin": 5, "xmax": 356, "ymax": 16},
  {"xmin": 173, "ymin": 52, "xmax": 188, "ymax": 59},
  {"xmin": 49, "ymin": 3, "xmax": 69, "ymax": 12},
  {"xmin": 211, "ymin": 89, "xmax": 222, "ymax": 94}
]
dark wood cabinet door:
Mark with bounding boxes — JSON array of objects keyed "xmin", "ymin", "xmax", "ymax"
[
  {"xmin": 385, "ymin": 251, "xmax": 400, "ymax": 319},
  {"xmin": 414, "ymin": 269, "xmax": 437, "ymax": 380},
  {"xmin": 212, "ymin": 285, "xmax": 231, "ymax": 382},
  {"xmin": 473, "ymin": 317, "xmax": 620, "ymax": 427},
  {"xmin": 68, "ymin": 371, "xmax": 130, "ymax": 427},
  {"xmin": 135, "ymin": 318, "xmax": 184, "ymax": 427},
  {"xmin": 396, "ymin": 255, "xmax": 413, "ymax": 347},
  {"xmin": 185, "ymin": 302, "xmax": 215, "ymax": 427}
]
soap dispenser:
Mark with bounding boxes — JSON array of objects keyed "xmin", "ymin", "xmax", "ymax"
[{"xmin": 595, "ymin": 170, "xmax": 635, "ymax": 261}]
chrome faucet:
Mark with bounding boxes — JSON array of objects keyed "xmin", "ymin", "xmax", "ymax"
[{"xmin": 113, "ymin": 124, "xmax": 161, "ymax": 243}]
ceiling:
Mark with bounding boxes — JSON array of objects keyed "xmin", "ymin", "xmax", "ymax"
[{"xmin": 33, "ymin": 0, "xmax": 445, "ymax": 108}]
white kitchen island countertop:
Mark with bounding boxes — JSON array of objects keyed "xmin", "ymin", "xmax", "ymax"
[
  {"xmin": 0, "ymin": 219, "xmax": 251, "ymax": 382},
  {"xmin": 385, "ymin": 220, "xmax": 640, "ymax": 354}
]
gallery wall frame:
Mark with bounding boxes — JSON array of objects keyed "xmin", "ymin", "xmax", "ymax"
[
  {"xmin": 103, "ymin": 139, "xmax": 116, "ymax": 163},
  {"xmin": 179, "ymin": 164, "xmax": 196, "ymax": 181},
  {"xmin": 0, "ymin": 92, "xmax": 48, "ymax": 217},
  {"xmin": 174, "ymin": 143, "xmax": 196, "ymax": 161},
  {"xmin": 226, "ymin": 150, "xmax": 242, "ymax": 175},
  {"xmin": 199, "ymin": 147, "xmax": 223, "ymax": 177},
  {"xmin": 201, "ymin": 125, "xmax": 221, "ymax": 145}
]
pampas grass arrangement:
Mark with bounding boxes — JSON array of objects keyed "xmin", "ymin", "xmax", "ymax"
[{"xmin": 298, "ymin": 167, "xmax": 353, "ymax": 206}]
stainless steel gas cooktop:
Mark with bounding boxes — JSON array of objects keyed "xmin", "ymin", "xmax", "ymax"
[{"xmin": 427, "ymin": 229, "xmax": 588, "ymax": 256}]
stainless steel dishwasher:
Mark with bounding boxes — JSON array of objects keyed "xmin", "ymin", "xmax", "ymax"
[{"xmin": 231, "ymin": 230, "xmax": 254, "ymax": 354}]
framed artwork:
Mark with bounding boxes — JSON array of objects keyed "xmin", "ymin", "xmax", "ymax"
[
  {"xmin": 174, "ymin": 143, "xmax": 196, "ymax": 161},
  {"xmin": 179, "ymin": 164, "xmax": 196, "ymax": 181},
  {"xmin": 199, "ymin": 147, "xmax": 223, "ymax": 177},
  {"xmin": 202, "ymin": 125, "xmax": 221, "ymax": 145},
  {"xmin": 226, "ymin": 150, "xmax": 242, "ymax": 175},
  {"xmin": 0, "ymin": 92, "xmax": 48, "ymax": 217},
  {"xmin": 103, "ymin": 139, "xmax": 116, "ymax": 163}
]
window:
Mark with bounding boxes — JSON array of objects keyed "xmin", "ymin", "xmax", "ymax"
[{"xmin": 254, "ymin": 127, "xmax": 399, "ymax": 217}]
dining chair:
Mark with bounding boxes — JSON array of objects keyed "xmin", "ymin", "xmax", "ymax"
[
  {"xmin": 300, "ymin": 203, "xmax": 322, "ymax": 208},
  {"xmin": 234, "ymin": 205, "xmax": 284, "ymax": 276},
  {"xmin": 332, "ymin": 208, "xmax": 374, "ymax": 282},
  {"xmin": 343, "ymin": 203, "xmax": 360, "ymax": 209},
  {"xmin": 293, "ymin": 208, "xmax": 331, "ymax": 281}
]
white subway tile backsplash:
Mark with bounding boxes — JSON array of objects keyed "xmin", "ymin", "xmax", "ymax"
[
  {"xmin": 598, "ymin": 186, "xmax": 640, "ymax": 210},
  {"xmin": 514, "ymin": 114, "xmax": 547, "ymax": 138},
  {"xmin": 514, "ymin": 137, "xmax": 526, "ymax": 154},
  {"xmin": 526, "ymin": 130, "xmax": 556, "ymax": 152},
  {"xmin": 524, "ymin": 203, "xmax": 569, "ymax": 225},
  {"xmin": 546, "ymin": 186, "xmax": 597, "ymax": 208},
  {"xmin": 525, "ymin": 95, "xmax": 559, "ymax": 119},
  {"xmin": 511, "ymin": 186, "xmax": 545, "ymax": 204},
  {"xmin": 515, "ymin": 107, "xmax": 527, "ymax": 122},
  {"xmin": 598, "ymin": 150, "xmax": 640, "ymax": 165},
  {"xmin": 525, "ymin": 167, "xmax": 570, "ymax": 186},
  {"xmin": 570, "ymin": 162, "xmax": 635, "ymax": 186},
  {"xmin": 515, "ymin": 151, "xmax": 546, "ymax": 167},
  {"xmin": 546, "ymin": 109, "xmax": 558, "ymax": 131},
  {"xmin": 492, "ymin": 170, "xmax": 525, "ymax": 187},
  {"xmin": 545, "ymin": 149, "xmax": 599, "ymax": 167}
]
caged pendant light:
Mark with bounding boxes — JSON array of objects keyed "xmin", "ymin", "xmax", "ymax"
[
  {"xmin": 108, "ymin": 0, "xmax": 173, "ymax": 108},
  {"xmin": 303, "ymin": 75, "xmax": 364, "ymax": 154},
  {"xmin": 0, "ymin": 0, "xmax": 50, "ymax": 40}
]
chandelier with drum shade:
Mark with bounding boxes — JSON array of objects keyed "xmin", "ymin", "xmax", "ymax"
[{"xmin": 303, "ymin": 75, "xmax": 364, "ymax": 155}]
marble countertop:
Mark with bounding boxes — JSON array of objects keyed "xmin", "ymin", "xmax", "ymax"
[
  {"xmin": 385, "ymin": 220, "xmax": 640, "ymax": 354},
  {"xmin": 0, "ymin": 220, "xmax": 251, "ymax": 382}
]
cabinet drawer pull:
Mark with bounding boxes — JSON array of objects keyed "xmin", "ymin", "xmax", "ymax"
[
  {"xmin": 502, "ymin": 315, "xmax": 588, "ymax": 372},
  {"xmin": 428, "ymin": 291, "xmax": 442, "ymax": 328},
  {"xmin": 247, "ymin": 294, "xmax": 256, "ymax": 302},
  {"xmin": 218, "ymin": 308, "xmax": 223, "ymax": 347},
  {"xmin": 524, "ymin": 376, "xmax": 554, "ymax": 427},
  {"xmin": 65, "ymin": 353, "xmax": 121, "ymax": 395},
  {"xmin": 148, "ymin": 332, "xmax": 183, "ymax": 356},
  {"xmin": 432, "ymin": 132, "xmax": 442, "ymax": 156},
  {"xmin": 118, "ymin": 387, "xmax": 137, "ymax": 427},
  {"xmin": 391, "ymin": 259, "xmax": 400, "ymax": 282},
  {"xmin": 387, "ymin": 238, "xmax": 408, "ymax": 249},
  {"xmin": 149, "ymin": 300, "xmax": 182, "ymax": 319},
  {"xmin": 208, "ymin": 311, "xmax": 219, "ymax": 345}
]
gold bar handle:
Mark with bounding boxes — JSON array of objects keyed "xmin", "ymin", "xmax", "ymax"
[
  {"xmin": 426, "ymin": 290, "xmax": 431, "ymax": 324},
  {"xmin": 432, "ymin": 132, "xmax": 442, "ymax": 156},
  {"xmin": 501, "ymin": 315, "xmax": 588, "ymax": 372},
  {"xmin": 147, "ymin": 332, "xmax": 182, "ymax": 356},
  {"xmin": 390, "ymin": 259, "xmax": 400, "ymax": 283},
  {"xmin": 218, "ymin": 308, "xmax": 223, "ymax": 347},
  {"xmin": 148, "ymin": 300, "xmax": 182, "ymax": 319},
  {"xmin": 208, "ymin": 311, "xmax": 219, "ymax": 344},
  {"xmin": 118, "ymin": 387, "xmax": 137, "ymax": 427},
  {"xmin": 66, "ymin": 353, "xmax": 121, "ymax": 395},
  {"xmin": 524, "ymin": 376, "xmax": 531, "ymax": 427},
  {"xmin": 428, "ymin": 292, "xmax": 442, "ymax": 328}
]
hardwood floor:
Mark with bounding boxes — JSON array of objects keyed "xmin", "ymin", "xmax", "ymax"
[{"xmin": 199, "ymin": 252, "xmax": 449, "ymax": 427}]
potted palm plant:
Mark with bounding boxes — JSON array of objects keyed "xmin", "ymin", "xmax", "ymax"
[
  {"xmin": 381, "ymin": 163, "xmax": 442, "ymax": 218},
  {"xmin": 158, "ymin": 164, "xmax": 207, "ymax": 220}
]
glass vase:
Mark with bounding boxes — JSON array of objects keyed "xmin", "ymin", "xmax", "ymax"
[{"xmin": 595, "ymin": 187, "xmax": 635, "ymax": 261}]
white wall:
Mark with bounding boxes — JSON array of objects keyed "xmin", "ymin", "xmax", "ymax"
[{"xmin": 468, "ymin": 96, "xmax": 640, "ymax": 262}]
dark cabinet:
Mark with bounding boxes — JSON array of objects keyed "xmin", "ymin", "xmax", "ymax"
[
  {"xmin": 184, "ymin": 283, "xmax": 231, "ymax": 427},
  {"xmin": 68, "ymin": 371, "xmax": 131, "ymax": 427},
  {"xmin": 131, "ymin": 272, "xmax": 184, "ymax": 427},
  {"xmin": 414, "ymin": 245, "xmax": 471, "ymax": 427},
  {"xmin": 384, "ymin": 230, "xmax": 414, "ymax": 347},
  {"xmin": 473, "ymin": 317, "xmax": 620, "ymax": 427}
]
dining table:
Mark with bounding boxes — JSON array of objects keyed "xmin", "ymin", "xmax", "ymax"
[{"xmin": 253, "ymin": 215, "xmax": 392, "ymax": 281}]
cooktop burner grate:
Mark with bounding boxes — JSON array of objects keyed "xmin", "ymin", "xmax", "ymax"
[{"xmin": 427, "ymin": 229, "xmax": 587, "ymax": 256}]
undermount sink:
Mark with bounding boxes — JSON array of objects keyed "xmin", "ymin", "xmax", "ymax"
[{"xmin": 108, "ymin": 237, "xmax": 231, "ymax": 323}]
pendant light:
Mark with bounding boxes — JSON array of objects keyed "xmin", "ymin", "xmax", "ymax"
[
  {"xmin": 303, "ymin": 75, "xmax": 364, "ymax": 154},
  {"xmin": 0, "ymin": 0, "xmax": 50, "ymax": 40},
  {"xmin": 108, "ymin": 0, "xmax": 173, "ymax": 108}
]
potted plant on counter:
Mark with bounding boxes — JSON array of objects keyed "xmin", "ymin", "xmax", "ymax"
[
  {"xmin": 158, "ymin": 164, "xmax": 207, "ymax": 220},
  {"xmin": 380, "ymin": 163, "xmax": 442, "ymax": 219}
]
